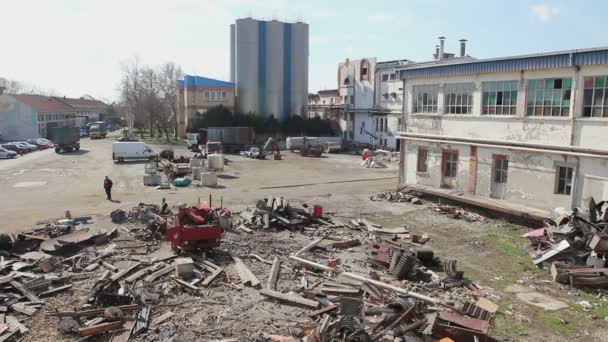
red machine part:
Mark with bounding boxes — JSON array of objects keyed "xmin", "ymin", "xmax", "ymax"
[{"xmin": 166, "ymin": 204, "xmax": 226, "ymax": 251}]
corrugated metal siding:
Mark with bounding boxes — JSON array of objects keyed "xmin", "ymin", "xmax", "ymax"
[{"xmin": 401, "ymin": 49, "xmax": 608, "ymax": 79}]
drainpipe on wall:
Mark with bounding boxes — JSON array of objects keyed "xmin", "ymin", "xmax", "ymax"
[
  {"xmin": 569, "ymin": 64, "xmax": 580, "ymax": 147},
  {"xmin": 571, "ymin": 156, "xmax": 581, "ymax": 210}
]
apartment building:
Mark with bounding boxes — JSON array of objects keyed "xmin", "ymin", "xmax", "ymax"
[
  {"xmin": 307, "ymin": 89, "xmax": 341, "ymax": 119},
  {"xmin": 397, "ymin": 46, "xmax": 608, "ymax": 212},
  {"xmin": 176, "ymin": 75, "xmax": 235, "ymax": 138}
]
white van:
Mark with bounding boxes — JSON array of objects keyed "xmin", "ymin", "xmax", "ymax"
[{"xmin": 112, "ymin": 142, "xmax": 158, "ymax": 162}]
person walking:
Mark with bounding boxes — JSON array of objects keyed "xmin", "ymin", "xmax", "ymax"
[{"xmin": 104, "ymin": 176, "xmax": 113, "ymax": 201}]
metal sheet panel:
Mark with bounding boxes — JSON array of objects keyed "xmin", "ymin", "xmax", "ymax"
[{"xmin": 401, "ymin": 49, "xmax": 608, "ymax": 79}]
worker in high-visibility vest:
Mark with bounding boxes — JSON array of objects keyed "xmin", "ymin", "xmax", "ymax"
[{"xmin": 160, "ymin": 197, "xmax": 168, "ymax": 214}]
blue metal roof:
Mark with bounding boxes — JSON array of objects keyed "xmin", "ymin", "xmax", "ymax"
[
  {"xmin": 400, "ymin": 47, "xmax": 608, "ymax": 79},
  {"xmin": 179, "ymin": 75, "xmax": 234, "ymax": 88}
]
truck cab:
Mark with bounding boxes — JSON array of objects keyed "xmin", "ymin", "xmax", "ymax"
[
  {"xmin": 205, "ymin": 141, "xmax": 223, "ymax": 156},
  {"xmin": 89, "ymin": 121, "xmax": 108, "ymax": 139}
]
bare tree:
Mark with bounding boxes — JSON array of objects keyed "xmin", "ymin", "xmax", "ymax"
[
  {"xmin": 118, "ymin": 58, "xmax": 182, "ymax": 141},
  {"xmin": 0, "ymin": 77, "xmax": 24, "ymax": 93},
  {"xmin": 158, "ymin": 62, "xmax": 183, "ymax": 140}
]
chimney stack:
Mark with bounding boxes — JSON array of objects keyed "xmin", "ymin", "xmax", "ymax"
[
  {"xmin": 459, "ymin": 39, "xmax": 467, "ymax": 57},
  {"xmin": 438, "ymin": 36, "xmax": 446, "ymax": 60}
]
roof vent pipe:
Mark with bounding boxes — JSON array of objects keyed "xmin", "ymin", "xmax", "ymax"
[
  {"xmin": 459, "ymin": 39, "xmax": 467, "ymax": 57},
  {"xmin": 438, "ymin": 36, "xmax": 446, "ymax": 60},
  {"xmin": 434, "ymin": 45, "xmax": 439, "ymax": 60}
]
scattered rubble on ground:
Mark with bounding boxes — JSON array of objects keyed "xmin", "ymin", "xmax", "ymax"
[
  {"xmin": 370, "ymin": 190, "xmax": 423, "ymax": 204},
  {"xmin": 522, "ymin": 197, "xmax": 608, "ymax": 289},
  {"xmin": 360, "ymin": 149, "xmax": 399, "ymax": 169},
  {"xmin": 371, "ymin": 190, "xmax": 485, "ymax": 222},
  {"xmin": 0, "ymin": 194, "xmax": 504, "ymax": 341}
]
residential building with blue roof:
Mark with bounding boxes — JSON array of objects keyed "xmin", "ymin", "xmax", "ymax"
[{"xmin": 176, "ymin": 75, "xmax": 235, "ymax": 137}]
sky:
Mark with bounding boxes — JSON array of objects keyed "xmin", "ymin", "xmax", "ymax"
[{"xmin": 1, "ymin": 0, "xmax": 606, "ymax": 102}]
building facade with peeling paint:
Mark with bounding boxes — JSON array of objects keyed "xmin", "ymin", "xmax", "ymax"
[{"xmin": 397, "ymin": 46, "xmax": 608, "ymax": 212}]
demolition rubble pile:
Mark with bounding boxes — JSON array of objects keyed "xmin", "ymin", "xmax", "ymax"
[
  {"xmin": 371, "ymin": 190, "xmax": 486, "ymax": 222},
  {"xmin": 523, "ymin": 197, "xmax": 608, "ymax": 289},
  {"xmin": 370, "ymin": 190, "xmax": 423, "ymax": 204},
  {"xmin": 361, "ymin": 149, "xmax": 399, "ymax": 169},
  {"xmin": 0, "ymin": 197, "xmax": 499, "ymax": 341}
]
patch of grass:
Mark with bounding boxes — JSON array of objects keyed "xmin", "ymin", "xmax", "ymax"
[
  {"xmin": 539, "ymin": 312, "xmax": 575, "ymax": 336},
  {"xmin": 493, "ymin": 314, "xmax": 530, "ymax": 338}
]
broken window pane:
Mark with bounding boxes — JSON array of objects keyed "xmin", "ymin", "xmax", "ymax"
[
  {"xmin": 526, "ymin": 78, "xmax": 572, "ymax": 117},
  {"xmin": 582, "ymin": 75, "xmax": 608, "ymax": 117},
  {"xmin": 482, "ymin": 81, "xmax": 517, "ymax": 115}
]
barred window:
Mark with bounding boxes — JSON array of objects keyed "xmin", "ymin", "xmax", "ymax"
[
  {"xmin": 482, "ymin": 81, "xmax": 518, "ymax": 115},
  {"xmin": 555, "ymin": 166, "xmax": 573, "ymax": 195},
  {"xmin": 526, "ymin": 78, "xmax": 571, "ymax": 117},
  {"xmin": 444, "ymin": 83, "xmax": 474, "ymax": 114},
  {"xmin": 413, "ymin": 85, "xmax": 438, "ymax": 113},
  {"xmin": 583, "ymin": 76, "xmax": 608, "ymax": 118}
]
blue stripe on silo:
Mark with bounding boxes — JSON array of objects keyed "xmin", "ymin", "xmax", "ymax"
[
  {"xmin": 282, "ymin": 23, "xmax": 292, "ymax": 121},
  {"xmin": 258, "ymin": 21, "xmax": 267, "ymax": 117}
]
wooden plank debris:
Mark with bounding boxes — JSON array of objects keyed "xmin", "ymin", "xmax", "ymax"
[
  {"xmin": 308, "ymin": 304, "xmax": 338, "ymax": 317},
  {"xmin": 145, "ymin": 264, "xmax": 173, "ymax": 282},
  {"xmin": 110, "ymin": 262, "xmax": 141, "ymax": 282},
  {"xmin": 202, "ymin": 268, "xmax": 224, "ymax": 287},
  {"xmin": 259, "ymin": 289, "xmax": 320, "ymax": 308},
  {"xmin": 39, "ymin": 284, "xmax": 73, "ymax": 297},
  {"xmin": 152, "ymin": 311, "xmax": 174, "ymax": 325},
  {"xmin": 9, "ymin": 281, "xmax": 40, "ymax": 302},
  {"xmin": 47, "ymin": 304, "xmax": 140, "ymax": 317},
  {"xmin": 5, "ymin": 316, "xmax": 27, "ymax": 334},
  {"xmin": 79, "ymin": 321, "xmax": 123, "ymax": 336},
  {"xmin": 233, "ymin": 256, "xmax": 260, "ymax": 287},
  {"xmin": 267, "ymin": 257, "xmax": 282, "ymax": 290},
  {"xmin": 9, "ymin": 303, "xmax": 37, "ymax": 316},
  {"xmin": 173, "ymin": 278, "xmax": 200, "ymax": 292}
]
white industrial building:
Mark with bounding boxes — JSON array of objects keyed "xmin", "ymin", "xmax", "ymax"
[
  {"xmin": 230, "ymin": 18, "xmax": 309, "ymax": 120},
  {"xmin": 373, "ymin": 59, "xmax": 413, "ymax": 150},
  {"xmin": 338, "ymin": 58, "xmax": 377, "ymax": 146},
  {"xmin": 397, "ymin": 45, "xmax": 608, "ymax": 212}
]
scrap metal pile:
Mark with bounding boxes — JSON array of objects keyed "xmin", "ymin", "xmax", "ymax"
[{"xmin": 523, "ymin": 197, "xmax": 608, "ymax": 289}]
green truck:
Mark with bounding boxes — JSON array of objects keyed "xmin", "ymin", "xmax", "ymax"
[{"xmin": 49, "ymin": 127, "xmax": 80, "ymax": 153}]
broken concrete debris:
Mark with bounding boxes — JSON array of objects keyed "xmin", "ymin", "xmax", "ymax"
[{"xmin": 524, "ymin": 197, "xmax": 608, "ymax": 289}]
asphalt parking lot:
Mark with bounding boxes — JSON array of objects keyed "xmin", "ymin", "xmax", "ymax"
[{"xmin": 1, "ymin": 138, "xmax": 398, "ymax": 231}]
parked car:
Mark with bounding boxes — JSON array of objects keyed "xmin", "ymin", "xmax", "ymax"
[
  {"xmin": 0, "ymin": 147, "xmax": 17, "ymax": 159},
  {"xmin": 27, "ymin": 138, "xmax": 53, "ymax": 149},
  {"xmin": 243, "ymin": 147, "xmax": 266, "ymax": 159},
  {"xmin": 13, "ymin": 142, "xmax": 38, "ymax": 152},
  {"xmin": 80, "ymin": 129, "xmax": 89, "ymax": 138},
  {"xmin": 2, "ymin": 143, "xmax": 27, "ymax": 155}
]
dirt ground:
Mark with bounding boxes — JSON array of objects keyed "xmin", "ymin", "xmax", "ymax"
[
  {"xmin": 0, "ymin": 137, "xmax": 396, "ymax": 232},
  {"xmin": 2, "ymin": 137, "xmax": 607, "ymax": 341}
]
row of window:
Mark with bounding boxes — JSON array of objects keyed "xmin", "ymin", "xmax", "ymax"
[
  {"xmin": 38, "ymin": 113, "xmax": 75, "ymax": 122},
  {"xmin": 381, "ymin": 73, "xmax": 398, "ymax": 82},
  {"xmin": 375, "ymin": 117, "xmax": 388, "ymax": 133},
  {"xmin": 413, "ymin": 76, "xmax": 607, "ymax": 118},
  {"xmin": 416, "ymin": 147, "xmax": 573, "ymax": 195},
  {"xmin": 203, "ymin": 91, "xmax": 228, "ymax": 101}
]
